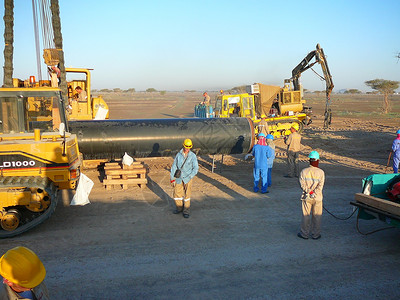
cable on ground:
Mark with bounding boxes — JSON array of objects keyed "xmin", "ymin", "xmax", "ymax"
[
  {"xmin": 323, "ymin": 205, "xmax": 358, "ymax": 220},
  {"xmin": 355, "ymin": 209, "xmax": 395, "ymax": 236},
  {"xmin": 324, "ymin": 205, "xmax": 395, "ymax": 235}
]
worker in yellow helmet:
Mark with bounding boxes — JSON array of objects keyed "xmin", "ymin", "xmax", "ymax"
[
  {"xmin": 257, "ymin": 114, "xmax": 269, "ymax": 136},
  {"xmin": 170, "ymin": 138, "xmax": 199, "ymax": 218},
  {"xmin": 284, "ymin": 123, "xmax": 302, "ymax": 178},
  {"xmin": 0, "ymin": 246, "xmax": 49, "ymax": 299}
]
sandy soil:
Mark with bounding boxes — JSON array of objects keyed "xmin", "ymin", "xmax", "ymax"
[{"xmin": 1, "ymin": 93, "xmax": 400, "ymax": 299}]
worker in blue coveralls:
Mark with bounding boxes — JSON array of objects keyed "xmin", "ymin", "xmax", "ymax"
[
  {"xmin": 170, "ymin": 138, "xmax": 199, "ymax": 218},
  {"xmin": 392, "ymin": 129, "xmax": 400, "ymax": 173},
  {"xmin": 252, "ymin": 133, "xmax": 274, "ymax": 193},
  {"xmin": 266, "ymin": 134, "xmax": 276, "ymax": 187}
]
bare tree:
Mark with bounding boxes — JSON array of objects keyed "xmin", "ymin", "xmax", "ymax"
[{"xmin": 365, "ymin": 79, "xmax": 400, "ymax": 113}]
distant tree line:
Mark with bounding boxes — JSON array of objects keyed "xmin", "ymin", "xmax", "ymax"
[
  {"xmin": 91, "ymin": 87, "xmax": 167, "ymax": 94},
  {"xmin": 92, "ymin": 88, "xmax": 136, "ymax": 93},
  {"xmin": 91, "ymin": 77, "xmax": 399, "ymax": 114},
  {"xmin": 344, "ymin": 89, "xmax": 362, "ymax": 94}
]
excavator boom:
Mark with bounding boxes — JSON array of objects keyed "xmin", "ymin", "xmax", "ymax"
[
  {"xmin": 291, "ymin": 44, "xmax": 334, "ymax": 95},
  {"xmin": 291, "ymin": 44, "xmax": 334, "ymax": 128}
]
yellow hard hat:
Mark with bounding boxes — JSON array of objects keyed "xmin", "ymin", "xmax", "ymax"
[
  {"xmin": 291, "ymin": 123, "xmax": 300, "ymax": 131},
  {"xmin": 183, "ymin": 138, "xmax": 193, "ymax": 149},
  {"xmin": 261, "ymin": 114, "xmax": 266, "ymax": 118},
  {"xmin": 0, "ymin": 246, "xmax": 46, "ymax": 288}
]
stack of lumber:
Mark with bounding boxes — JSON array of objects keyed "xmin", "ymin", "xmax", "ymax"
[
  {"xmin": 103, "ymin": 161, "xmax": 147, "ymax": 190},
  {"xmin": 354, "ymin": 193, "xmax": 400, "ymax": 216}
]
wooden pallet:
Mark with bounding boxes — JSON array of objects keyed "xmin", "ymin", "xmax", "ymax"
[{"xmin": 103, "ymin": 162, "xmax": 147, "ymax": 190}]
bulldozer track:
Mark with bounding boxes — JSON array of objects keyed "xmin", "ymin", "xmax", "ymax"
[{"xmin": 0, "ymin": 176, "xmax": 58, "ymax": 238}]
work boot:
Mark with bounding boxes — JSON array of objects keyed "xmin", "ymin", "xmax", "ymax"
[
  {"xmin": 183, "ymin": 213, "xmax": 190, "ymax": 218},
  {"xmin": 173, "ymin": 209, "xmax": 182, "ymax": 214},
  {"xmin": 297, "ymin": 232, "xmax": 308, "ymax": 240}
]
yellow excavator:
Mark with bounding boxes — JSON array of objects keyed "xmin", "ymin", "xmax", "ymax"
[
  {"xmin": 209, "ymin": 44, "xmax": 334, "ymax": 136},
  {"xmin": 0, "ymin": 87, "xmax": 81, "ymax": 238}
]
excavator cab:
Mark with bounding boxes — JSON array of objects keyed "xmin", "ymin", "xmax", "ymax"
[
  {"xmin": 0, "ymin": 88, "xmax": 65, "ymax": 132},
  {"xmin": 214, "ymin": 93, "xmax": 256, "ymax": 120}
]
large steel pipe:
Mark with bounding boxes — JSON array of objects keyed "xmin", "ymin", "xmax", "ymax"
[{"xmin": 69, "ymin": 118, "xmax": 254, "ymax": 159}]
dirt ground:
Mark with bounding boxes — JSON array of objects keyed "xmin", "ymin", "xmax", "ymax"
[{"xmin": 1, "ymin": 92, "xmax": 400, "ymax": 299}]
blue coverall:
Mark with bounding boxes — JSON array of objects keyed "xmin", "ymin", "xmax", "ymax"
[
  {"xmin": 266, "ymin": 146, "xmax": 276, "ymax": 187},
  {"xmin": 252, "ymin": 144, "xmax": 273, "ymax": 193},
  {"xmin": 392, "ymin": 138, "xmax": 400, "ymax": 173}
]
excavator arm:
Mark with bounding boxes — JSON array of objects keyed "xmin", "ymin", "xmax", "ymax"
[
  {"xmin": 291, "ymin": 44, "xmax": 334, "ymax": 129},
  {"xmin": 291, "ymin": 50, "xmax": 320, "ymax": 91}
]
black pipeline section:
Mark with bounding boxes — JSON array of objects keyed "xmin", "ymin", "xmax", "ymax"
[{"xmin": 69, "ymin": 118, "xmax": 254, "ymax": 159}]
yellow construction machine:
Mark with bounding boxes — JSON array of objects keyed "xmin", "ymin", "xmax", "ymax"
[
  {"xmin": 0, "ymin": 87, "xmax": 81, "ymax": 238},
  {"xmin": 13, "ymin": 68, "xmax": 109, "ymax": 121},
  {"xmin": 65, "ymin": 68, "xmax": 109, "ymax": 120},
  {"xmin": 211, "ymin": 44, "xmax": 334, "ymax": 137},
  {"xmin": 213, "ymin": 93, "xmax": 257, "ymax": 120}
]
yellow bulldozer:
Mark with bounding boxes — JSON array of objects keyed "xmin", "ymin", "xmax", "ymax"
[
  {"xmin": 209, "ymin": 44, "xmax": 334, "ymax": 137},
  {"xmin": 213, "ymin": 83, "xmax": 309, "ymax": 136},
  {"xmin": 0, "ymin": 87, "xmax": 81, "ymax": 238}
]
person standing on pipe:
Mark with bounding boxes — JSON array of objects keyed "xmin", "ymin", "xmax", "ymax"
[
  {"xmin": 202, "ymin": 92, "xmax": 210, "ymax": 105},
  {"xmin": 391, "ymin": 129, "xmax": 400, "ymax": 173},
  {"xmin": 170, "ymin": 139, "xmax": 199, "ymax": 218}
]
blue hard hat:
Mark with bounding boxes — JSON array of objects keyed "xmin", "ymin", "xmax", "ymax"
[
  {"xmin": 309, "ymin": 150, "xmax": 320, "ymax": 160},
  {"xmin": 258, "ymin": 133, "xmax": 266, "ymax": 138},
  {"xmin": 397, "ymin": 129, "xmax": 400, "ymax": 134},
  {"xmin": 266, "ymin": 134, "xmax": 274, "ymax": 140}
]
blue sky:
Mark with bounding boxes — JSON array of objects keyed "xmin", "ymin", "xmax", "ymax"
[{"xmin": 0, "ymin": 0, "xmax": 399, "ymax": 92}]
